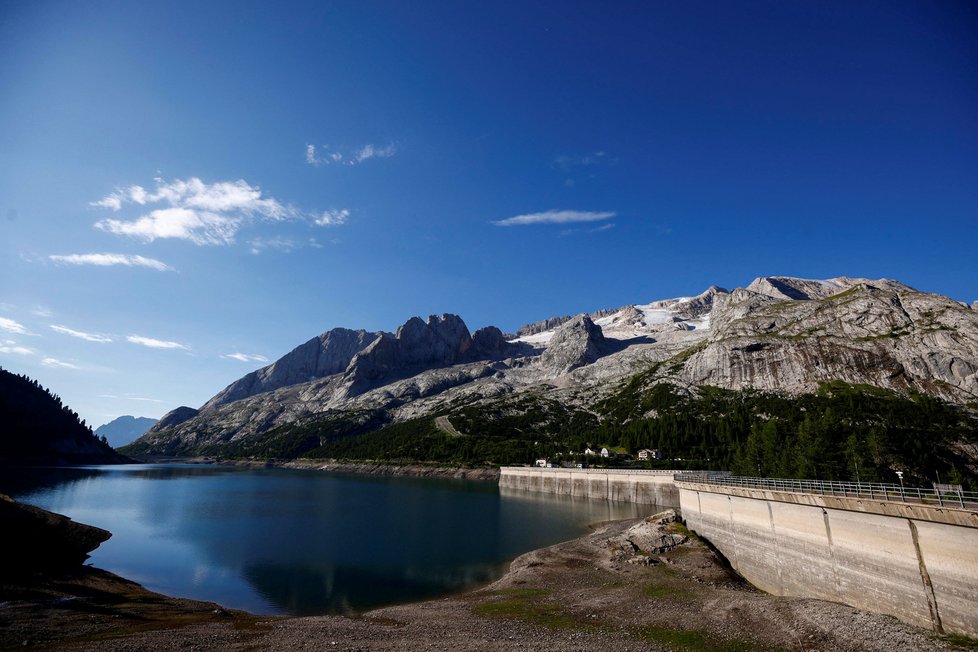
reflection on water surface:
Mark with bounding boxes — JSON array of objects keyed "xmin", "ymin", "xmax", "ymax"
[{"xmin": 3, "ymin": 464, "xmax": 652, "ymax": 615}]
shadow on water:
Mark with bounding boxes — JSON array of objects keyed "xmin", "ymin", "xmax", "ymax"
[
  {"xmin": 243, "ymin": 560, "xmax": 501, "ymax": 616},
  {"xmin": 0, "ymin": 463, "xmax": 242, "ymax": 497},
  {"xmin": 1, "ymin": 464, "xmax": 658, "ymax": 616}
]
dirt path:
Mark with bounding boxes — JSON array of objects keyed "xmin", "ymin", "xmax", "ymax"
[
  {"xmin": 1, "ymin": 514, "xmax": 968, "ymax": 651},
  {"xmin": 434, "ymin": 415, "xmax": 464, "ymax": 437}
]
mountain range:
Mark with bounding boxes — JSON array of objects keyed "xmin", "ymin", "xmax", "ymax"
[
  {"xmin": 94, "ymin": 416, "xmax": 158, "ymax": 449},
  {"xmin": 126, "ymin": 276, "xmax": 978, "ymax": 462}
]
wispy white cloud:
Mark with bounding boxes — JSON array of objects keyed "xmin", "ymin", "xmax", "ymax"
[
  {"xmin": 42, "ymin": 357, "xmax": 79, "ymax": 369},
  {"xmin": 0, "ymin": 342, "xmax": 33, "ymax": 355},
  {"xmin": 32, "ymin": 306, "xmax": 54, "ymax": 318},
  {"xmin": 99, "ymin": 393, "xmax": 164, "ymax": 403},
  {"xmin": 559, "ymin": 223, "xmax": 617, "ymax": 238},
  {"xmin": 50, "ymin": 324, "xmax": 113, "ymax": 343},
  {"xmin": 306, "ymin": 144, "xmax": 320, "ymax": 166},
  {"xmin": 554, "ymin": 151, "xmax": 617, "ymax": 170},
  {"xmin": 351, "ymin": 143, "xmax": 396, "ymax": 164},
  {"xmin": 92, "ymin": 177, "xmax": 297, "ymax": 245},
  {"xmin": 222, "ymin": 352, "xmax": 270, "ymax": 363},
  {"xmin": 49, "ymin": 253, "xmax": 172, "ymax": 271},
  {"xmin": 305, "ymin": 143, "xmax": 396, "ymax": 167},
  {"xmin": 248, "ymin": 237, "xmax": 298, "ymax": 255},
  {"xmin": 127, "ymin": 335, "xmax": 190, "ymax": 350},
  {"xmin": 492, "ymin": 209, "xmax": 616, "ymax": 227},
  {"xmin": 0, "ymin": 317, "xmax": 28, "ymax": 334},
  {"xmin": 316, "ymin": 208, "xmax": 349, "ymax": 227}
]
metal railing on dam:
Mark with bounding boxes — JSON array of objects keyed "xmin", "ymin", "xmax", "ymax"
[
  {"xmin": 498, "ymin": 466, "xmax": 690, "ymax": 505},
  {"xmin": 674, "ymin": 471, "xmax": 978, "ymax": 509},
  {"xmin": 676, "ymin": 472, "xmax": 978, "ymax": 638}
]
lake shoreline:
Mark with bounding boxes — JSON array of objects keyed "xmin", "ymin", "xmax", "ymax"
[
  {"xmin": 1, "ymin": 496, "xmax": 961, "ymax": 651},
  {"xmin": 132, "ymin": 455, "xmax": 502, "ymax": 481}
]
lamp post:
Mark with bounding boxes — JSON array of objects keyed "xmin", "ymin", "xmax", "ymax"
[{"xmin": 896, "ymin": 470, "xmax": 905, "ymax": 500}]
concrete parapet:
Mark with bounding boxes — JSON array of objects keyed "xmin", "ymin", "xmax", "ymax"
[
  {"xmin": 678, "ymin": 481, "xmax": 978, "ymax": 639},
  {"xmin": 498, "ymin": 467, "xmax": 681, "ymax": 506}
]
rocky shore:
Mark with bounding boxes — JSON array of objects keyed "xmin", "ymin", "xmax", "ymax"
[
  {"xmin": 2, "ymin": 501, "xmax": 968, "ymax": 651},
  {"xmin": 134, "ymin": 455, "xmax": 501, "ymax": 481}
]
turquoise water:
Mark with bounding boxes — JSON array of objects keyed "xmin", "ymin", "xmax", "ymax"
[{"xmin": 3, "ymin": 464, "xmax": 649, "ymax": 615}]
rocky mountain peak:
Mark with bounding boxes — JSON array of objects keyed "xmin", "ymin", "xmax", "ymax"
[
  {"xmin": 203, "ymin": 327, "xmax": 381, "ymax": 409},
  {"xmin": 154, "ymin": 406, "xmax": 199, "ymax": 431},
  {"xmin": 471, "ymin": 326, "xmax": 510, "ymax": 358},
  {"xmin": 540, "ymin": 313, "xmax": 610, "ymax": 374},
  {"xmin": 394, "ymin": 313, "xmax": 472, "ymax": 366}
]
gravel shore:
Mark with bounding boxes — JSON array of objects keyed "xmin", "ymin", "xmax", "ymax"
[{"xmin": 1, "ymin": 512, "xmax": 966, "ymax": 651}]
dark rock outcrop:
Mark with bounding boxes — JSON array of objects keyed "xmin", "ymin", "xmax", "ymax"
[{"xmin": 0, "ymin": 494, "xmax": 111, "ymax": 575}]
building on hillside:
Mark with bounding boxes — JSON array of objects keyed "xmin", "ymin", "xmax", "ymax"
[
  {"xmin": 638, "ymin": 448, "xmax": 663, "ymax": 460},
  {"xmin": 600, "ymin": 447, "xmax": 610, "ymax": 458}
]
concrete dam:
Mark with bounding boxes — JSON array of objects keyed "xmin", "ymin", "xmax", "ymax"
[
  {"xmin": 498, "ymin": 467, "xmax": 682, "ymax": 506},
  {"xmin": 498, "ymin": 467, "xmax": 978, "ymax": 639}
]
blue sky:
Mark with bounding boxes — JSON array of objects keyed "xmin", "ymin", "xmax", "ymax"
[{"xmin": 1, "ymin": 0, "xmax": 976, "ymax": 426}]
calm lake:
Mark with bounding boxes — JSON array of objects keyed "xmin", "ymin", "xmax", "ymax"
[{"xmin": 3, "ymin": 464, "xmax": 649, "ymax": 615}]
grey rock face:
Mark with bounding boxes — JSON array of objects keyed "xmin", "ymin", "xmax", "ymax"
[
  {"xmin": 681, "ymin": 283, "xmax": 978, "ymax": 401},
  {"xmin": 972, "ymin": 301, "xmax": 978, "ymax": 312},
  {"xmin": 540, "ymin": 314, "xmax": 610, "ymax": 374},
  {"xmin": 133, "ymin": 275, "xmax": 978, "ymax": 456},
  {"xmin": 205, "ymin": 328, "xmax": 380, "ymax": 409},
  {"xmin": 516, "ymin": 315, "xmax": 573, "ymax": 337},
  {"xmin": 471, "ymin": 326, "xmax": 510, "ymax": 358},
  {"xmin": 154, "ymin": 406, "xmax": 198, "ymax": 431}
]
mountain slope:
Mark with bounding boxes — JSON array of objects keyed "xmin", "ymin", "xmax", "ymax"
[
  {"xmin": 0, "ymin": 368, "xmax": 129, "ymax": 465},
  {"xmin": 125, "ymin": 276, "xmax": 978, "ymax": 473}
]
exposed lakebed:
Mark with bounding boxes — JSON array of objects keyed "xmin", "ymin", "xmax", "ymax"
[{"xmin": 2, "ymin": 464, "xmax": 648, "ymax": 615}]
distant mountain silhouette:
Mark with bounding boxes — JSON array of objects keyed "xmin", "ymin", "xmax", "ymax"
[
  {"xmin": 95, "ymin": 416, "xmax": 158, "ymax": 448},
  {"xmin": 0, "ymin": 367, "xmax": 129, "ymax": 465}
]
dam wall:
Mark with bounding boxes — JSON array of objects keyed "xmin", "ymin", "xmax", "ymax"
[
  {"xmin": 498, "ymin": 467, "xmax": 681, "ymax": 506},
  {"xmin": 677, "ymin": 479, "xmax": 978, "ymax": 638}
]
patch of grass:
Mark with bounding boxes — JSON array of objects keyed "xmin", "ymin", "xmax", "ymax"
[
  {"xmin": 638, "ymin": 625, "xmax": 764, "ymax": 651},
  {"xmin": 496, "ymin": 588, "xmax": 551, "ymax": 599},
  {"xmin": 473, "ymin": 588, "xmax": 602, "ymax": 631},
  {"xmin": 941, "ymin": 631, "xmax": 978, "ymax": 650},
  {"xmin": 667, "ymin": 521, "xmax": 701, "ymax": 543},
  {"xmin": 641, "ymin": 584, "xmax": 692, "ymax": 600}
]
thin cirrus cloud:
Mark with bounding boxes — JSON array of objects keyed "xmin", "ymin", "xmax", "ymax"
[
  {"xmin": 492, "ymin": 209, "xmax": 617, "ymax": 227},
  {"xmin": 49, "ymin": 253, "xmax": 171, "ymax": 271},
  {"xmin": 306, "ymin": 143, "xmax": 396, "ymax": 167},
  {"xmin": 0, "ymin": 317, "xmax": 28, "ymax": 334},
  {"xmin": 50, "ymin": 324, "xmax": 113, "ymax": 343},
  {"xmin": 222, "ymin": 352, "xmax": 270, "ymax": 363},
  {"xmin": 98, "ymin": 394, "xmax": 164, "ymax": 403},
  {"xmin": 0, "ymin": 340, "xmax": 33, "ymax": 355},
  {"xmin": 42, "ymin": 357, "xmax": 79, "ymax": 370},
  {"xmin": 127, "ymin": 335, "xmax": 190, "ymax": 350}
]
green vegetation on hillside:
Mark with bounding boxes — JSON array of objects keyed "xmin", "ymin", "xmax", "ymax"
[
  {"xmin": 124, "ymin": 372, "xmax": 978, "ymax": 489},
  {"xmin": 0, "ymin": 367, "xmax": 126, "ymax": 465},
  {"xmin": 592, "ymin": 380, "xmax": 978, "ymax": 489}
]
